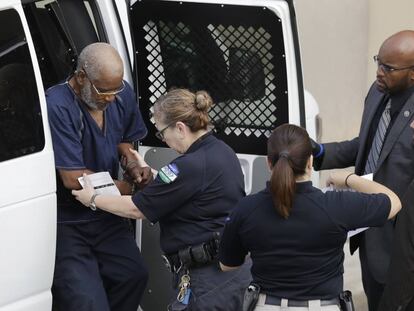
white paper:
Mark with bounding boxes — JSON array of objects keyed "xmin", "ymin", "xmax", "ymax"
[
  {"xmin": 347, "ymin": 227, "xmax": 368, "ymax": 238},
  {"xmin": 78, "ymin": 172, "xmax": 121, "ymax": 196},
  {"xmin": 362, "ymin": 173, "xmax": 373, "ymax": 182},
  {"xmin": 323, "ymin": 173, "xmax": 373, "ymax": 238}
]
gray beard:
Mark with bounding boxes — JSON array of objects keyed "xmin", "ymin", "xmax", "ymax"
[{"xmin": 80, "ymin": 83, "xmax": 98, "ymax": 110}]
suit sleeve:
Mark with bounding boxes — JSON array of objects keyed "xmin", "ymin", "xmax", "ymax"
[
  {"xmin": 378, "ymin": 181, "xmax": 414, "ymax": 311},
  {"xmin": 314, "ymin": 137, "xmax": 359, "ymax": 170}
]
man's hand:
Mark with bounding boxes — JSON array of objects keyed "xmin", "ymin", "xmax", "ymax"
[
  {"xmin": 120, "ymin": 148, "xmax": 154, "ymax": 190},
  {"xmin": 127, "ymin": 165, "xmax": 153, "ymax": 189},
  {"xmin": 121, "ymin": 151, "xmax": 153, "ymax": 190}
]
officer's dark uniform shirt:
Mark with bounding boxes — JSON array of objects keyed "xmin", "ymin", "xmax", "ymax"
[
  {"xmin": 219, "ymin": 181, "xmax": 390, "ymax": 300},
  {"xmin": 47, "ymin": 80, "xmax": 147, "ymax": 223},
  {"xmin": 133, "ymin": 132, "xmax": 245, "ymax": 254}
]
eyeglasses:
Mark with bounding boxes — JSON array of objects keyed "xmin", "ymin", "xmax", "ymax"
[
  {"xmin": 373, "ymin": 55, "xmax": 414, "ymax": 73},
  {"xmin": 82, "ymin": 67, "xmax": 125, "ymax": 96},
  {"xmin": 155, "ymin": 121, "xmax": 176, "ymax": 141}
]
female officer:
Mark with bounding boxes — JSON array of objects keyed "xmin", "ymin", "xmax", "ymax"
[
  {"xmin": 72, "ymin": 88, "xmax": 251, "ymax": 311},
  {"xmin": 218, "ymin": 124, "xmax": 401, "ymax": 311}
]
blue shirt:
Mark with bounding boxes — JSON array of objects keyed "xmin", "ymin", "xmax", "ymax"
[
  {"xmin": 219, "ymin": 181, "xmax": 390, "ymax": 300},
  {"xmin": 47, "ymin": 80, "xmax": 147, "ymax": 223},
  {"xmin": 133, "ymin": 132, "xmax": 245, "ymax": 254}
]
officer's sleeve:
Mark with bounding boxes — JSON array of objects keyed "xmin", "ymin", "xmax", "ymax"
[
  {"xmin": 132, "ymin": 157, "xmax": 203, "ymax": 222},
  {"xmin": 119, "ymin": 82, "xmax": 147, "ymax": 142},
  {"xmin": 326, "ymin": 191, "xmax": 391, "ymax": 231},
  {"xmin": 218, "ymin": 204, "xmax": 248, "ymax": 267},
  {"xmin": 47, "ymin": 94, "xmax": 85, "ymax": 170}
]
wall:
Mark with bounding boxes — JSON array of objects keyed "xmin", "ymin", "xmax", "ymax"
[
  {"xmin": 294, "ymin": 0, "xmax": 369, "ymax": 143},
  {"xmin": 367, "ymin": 0, "xmax": 414, "ymax": 86}
]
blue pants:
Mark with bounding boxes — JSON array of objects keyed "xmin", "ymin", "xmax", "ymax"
[
  {"xmin": 52, "ymin": 216, "xmax": 148, "ymax": 311},
  {"xmin": 169, "ymin": 259, "xmax": 252, "ymax": 311}
]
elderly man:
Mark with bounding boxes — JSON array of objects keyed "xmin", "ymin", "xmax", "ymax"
[
  {"xmin": 312, "ymin": 30, "xmax": 414, "ymax": 311},
  {"xmin": 47, "ymin": 42, "xmax": 150, "ymax": 311}
]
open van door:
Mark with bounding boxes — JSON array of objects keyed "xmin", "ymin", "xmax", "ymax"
[
  {"xmin": 0, "ymin": 1, "xmax": 56, "ymax": 311},
  {"xmin": 114, "ymin": 0, "xmax": 319, "ymax": 309}
]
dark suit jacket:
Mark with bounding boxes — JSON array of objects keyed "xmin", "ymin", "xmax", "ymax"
[
  {"xmin": 316, "ymin": 82, "xmax": 414, "ymax": 284},
  {"xmin": 378, "ymin": 182, "xmax": 414, "ymax": 311}
]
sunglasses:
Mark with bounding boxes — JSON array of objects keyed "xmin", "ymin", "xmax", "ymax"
[{"xmin": 82, "ymin": 67, "xmax": 125, "ymax": 96}]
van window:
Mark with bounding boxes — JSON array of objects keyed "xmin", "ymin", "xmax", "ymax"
[
  {"xmin": 24, "ymin": 0, "xmax": 106, "ymax": 89},
  {"xmin": 131, "ymin": 2, "xmax": 288, "ymax": 155},
  {"xmin": 0, "ymin": 9, "xmax": 45, "ymax": 162}
]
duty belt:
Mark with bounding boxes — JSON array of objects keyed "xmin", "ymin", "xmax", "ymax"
[{"xmin": 162, "ymin": 234, "xmax": 220, "ymax": 273}]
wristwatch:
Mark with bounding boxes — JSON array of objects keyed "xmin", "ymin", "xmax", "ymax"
[{"xmin": 89, "ymin": 193, "xmax": 99, "ymax": 211}]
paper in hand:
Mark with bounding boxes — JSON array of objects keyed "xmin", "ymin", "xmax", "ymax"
[{"xmin": 78, "ymin": 172, "xmax": 121, "ymax": 196}]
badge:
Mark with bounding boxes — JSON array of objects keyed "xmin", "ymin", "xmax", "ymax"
[
  {"xmin": 158, "ymin": 163, "xmax": 179, "ymax": 184},
  {"xmin": 404, "ymin": 110, "xmax": 410, "ymax": 117}
]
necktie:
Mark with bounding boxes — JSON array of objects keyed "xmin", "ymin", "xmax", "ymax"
[{"xmin": 364, "ymin": 99, "xmax": 391, "ymax": 174}]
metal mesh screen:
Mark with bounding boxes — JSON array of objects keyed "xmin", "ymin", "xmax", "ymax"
[{"xmin": 132, "ymin": 2, "xmax": 289, "ymax": 155}]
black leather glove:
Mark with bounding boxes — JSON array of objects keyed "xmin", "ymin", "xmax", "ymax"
[
  {"xmin": 310, "ymin": 138, "xmax": 324, "ymax": 158},
  {"xmin": 310, "ymin": 138, "xmax": 325, "ymax": 171}
]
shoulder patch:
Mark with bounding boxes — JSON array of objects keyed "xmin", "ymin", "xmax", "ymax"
[{"xmin": 158, "ymin": 163, "xmax": 179, "ymax": 184}]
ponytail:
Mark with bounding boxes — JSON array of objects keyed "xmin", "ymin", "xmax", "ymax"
[
  {"xmin": 267, "ymin": 124, "xmax": 312, "ymax": 219},
  {"xmin": 270, "ymin": 154, "xmax": 296, "ymax": 219}
]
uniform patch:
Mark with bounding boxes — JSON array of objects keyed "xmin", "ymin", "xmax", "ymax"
[{"xmin": 158, "ymin": 163, "xmax": 179, "ymax": 184}]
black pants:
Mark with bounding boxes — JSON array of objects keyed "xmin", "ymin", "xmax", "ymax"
[
  {"xmin": 169, "ymin": 259, "xmax": 252, "ymax": 311},
  {"xmin": 359, "ymin": 236, "xmax": 385, "ymax": 311},
  {"xmin": 52, "ymin": 216, "xmax": 148, "ymax": 311}
]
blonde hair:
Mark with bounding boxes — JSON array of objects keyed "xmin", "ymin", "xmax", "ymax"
[{"xmin": 153, "ymin": 89, "xmax": 213, "ymax": 132}]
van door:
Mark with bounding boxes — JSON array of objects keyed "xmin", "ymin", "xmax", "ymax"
[
  {"xmin": 118, "ymin": 0, "xmax": 310, "ymax": 309},
  {"xmin": 0, "ymin": 2, "xmax": 56, "ymax": 311}
]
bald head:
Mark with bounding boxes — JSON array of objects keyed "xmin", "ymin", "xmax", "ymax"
[
  {"xmin": 73, "ymin": 43, "xmax": 125, "ymax": 111},
  {"xmin": 375, "ymin": 30, "xmax": 414, "ymax": 94},
  {"xmin": 380, "ymin": 30, "xmax": 414, "ymax": 66},
  {"xmin": 76, "ymin": 42, "xmax": 123, "ymax": 80}
]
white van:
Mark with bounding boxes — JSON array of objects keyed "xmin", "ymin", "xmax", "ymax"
[{"xmin": 0, "ymin": 0, "xmax": 319, "ymax": 310}]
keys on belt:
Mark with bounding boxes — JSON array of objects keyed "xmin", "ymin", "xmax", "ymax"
[{"xmin": 177, "ymin": 274, "xmax": 191, "ymax": 304}]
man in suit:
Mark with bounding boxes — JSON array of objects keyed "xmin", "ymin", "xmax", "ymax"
[{"xmin": 313, "ymin": 30, "xmax": 414, "ymax": 311}]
